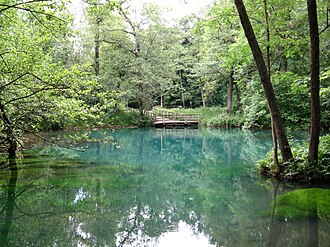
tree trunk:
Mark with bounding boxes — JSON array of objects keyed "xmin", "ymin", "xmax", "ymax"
[
  {"xmin": 137, "ymin": 82, "xmax": 144, "ymax": 117},
  {"xmin": 279, "ymin": 53, "xmax": 288, "ymax": 72},
  {"xmin": 0, "ymin": 102, "xmax": 17, "ymax": 160},
  {"xmin": 307, "ymin": 0, "xmax": 321, "ymax": 166},
  {"xmin": 263, "ymin": 0, "xmax": 280, "ymax": 172},
  {"xmin": 94, "ymin": 18, "xmax": 101, "ymax": 77},
  {"xmin": 200, "ymin": 79, "xmax": 206, "ymax": 108},
  {"xmin": 263, "ymin": 0, "xmax": 271, "ymax": 74},
  {"xmin": 234, "ymin": 81, "xmax": 241, "ymax": 111},
  {"xmin": 327, "ymin": 1, "xmax": 330, "ymax": 27},
  {"xmin": 136, "ymin": 48, "xmax": 145, "ymax": 117},
  {"xmin": 180, "ymin": 70, "xmax": 185, "ymax": 108},
  {"xmin": 271, "ymin": 118, "xmax": 280, "ymax": 172},
  {"xmin": 234, "ymin": 0, "xmax": 293, "ymax": 163},
  {"xmin": 201, "ymin": 89, "xmax": 206, "ymax": 108},
  {"xmin": 227, "ymin": 67, "xmax": 234, "ymax": 114}
]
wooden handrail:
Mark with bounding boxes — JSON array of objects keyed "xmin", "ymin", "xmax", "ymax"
[{"xmin": 146, "ymin": 109, "xmax": 201, "ymax": 124}]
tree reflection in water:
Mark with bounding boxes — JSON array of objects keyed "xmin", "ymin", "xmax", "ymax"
[
  {"xmin": 0, "ymin": 128, "xmax": 329, "ymax": 246},
  {"xmin": 0, "ymin": 159, "xmax": 17, "ymax": 246}
]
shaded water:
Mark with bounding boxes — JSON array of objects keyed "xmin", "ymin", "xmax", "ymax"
[{"xmin": 0, "ymin": 128, "xmax": 329, "ymax": 247}]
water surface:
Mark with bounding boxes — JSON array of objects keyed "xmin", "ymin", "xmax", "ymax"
[{"xmin": 0, "ymin": 128, "xmax": 329, "ymax": 246}]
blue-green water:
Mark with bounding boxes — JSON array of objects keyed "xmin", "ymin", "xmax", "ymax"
[{"xmin": 0, "ymin": 128, "xmax": 329, "ymax": 247}]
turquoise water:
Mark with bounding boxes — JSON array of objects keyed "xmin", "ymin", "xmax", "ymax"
[{"xmin": 0, "ymin": 128, "xmax": 329, "ymax": 246}]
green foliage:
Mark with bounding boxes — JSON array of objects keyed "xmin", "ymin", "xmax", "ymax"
[
  {"xmin": 257, "ymin": 134, "xmax": 330, "ymax": 182},
  {"xmin": 273, "ymin": 72, "xmax": 310, "ymax": 129},
  {"xmin": 107, "ymin": 109, "xmax": 140, "ymax": 126},
  {"xmin": 0, "ymin": 154, "xmax": 6, "ymax": 166},
  {"xmin": 205, "ymin": 112, "xmax": 245, "ymax": 128},
  {"xmin": 77, "ymin": 0, "xmax": 330, "ymax": 131},
  {"xmin": 84, "ymin": 1, "xmax": 178, "ymax": 112},
  {"xmin": 104, "ymin": 108, "xmax": 153, "ymax": 127},
  {"xmin": 320, "ymin": 67, "xmax": 330, "ymax": 130},
  {"xmin": 318, "ymin": 134, "xmax": 330, "ymax": 170},
  {"xmin": 240, "ymin": 78, "xmax": 270, "ymax": 129},
  {"xmin": 0, "ymin": 0, "xmax": 330, "ymax": 159},
  {"xmin": 274, "ymin": 188, "xmax": 330, "ymax": 220},
  {"xmin": 0, "ymin": 0, "xmax": 120, "ymax": 154}
]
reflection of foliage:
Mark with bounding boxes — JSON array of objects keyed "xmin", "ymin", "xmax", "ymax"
[{"xmin": 1, "ymin": 129, "xmax": 329, "ymax": 246}]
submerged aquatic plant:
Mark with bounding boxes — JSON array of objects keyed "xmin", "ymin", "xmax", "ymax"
[{"xmin": 274, "ymin": 188, "xmax": 330, "ymax": 221}]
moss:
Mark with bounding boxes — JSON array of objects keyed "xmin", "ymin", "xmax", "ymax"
[{"xmin": 274, "ymin": 188, "xmax": 330, "ymax": 221}]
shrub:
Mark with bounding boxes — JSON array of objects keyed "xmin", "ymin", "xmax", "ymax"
[
  {"xmin": 257, "ymin": 134, "xmax": 330, "ymax": 182},
  {"xmin": 206, "ymin": 114, "xmax": 245, "ymax": 128},
  {"xmin": 105, "ymin": 108, "xmax": 153, "ymax": 127}
]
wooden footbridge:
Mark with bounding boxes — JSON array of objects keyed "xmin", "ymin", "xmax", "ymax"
[{"xmin": 146, "ymin": 109, "xmax": 201, "ymax": 128}]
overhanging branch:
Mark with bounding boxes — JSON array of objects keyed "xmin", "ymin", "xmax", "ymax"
[
  {"xmin": 0, "ymin": 0, "xmax": 48, "ymax": 13},
  {"xmin": 0, "ymin": 1, "xmax": 66, "ymax": 25}
]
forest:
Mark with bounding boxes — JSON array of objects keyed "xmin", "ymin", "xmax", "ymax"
[
  {"xmin": 1, "ymin": 1, "xmax": 330, "ymax": 246},
  {"xmin": 0, "ymin": 0, "xmax": 330, "ymax": 180}
]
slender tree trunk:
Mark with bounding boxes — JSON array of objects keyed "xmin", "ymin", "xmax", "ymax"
[
  {"xmin": 279, "ymin": 53, "xmax": 288, "ymax": 72},
  {"xmin": 263, "ymin": 0, "xmax": 280, "ymax": 172},
  {"xmin": 180, "ymin": 70, "xmax": 185, "ymax": 108},
  {"xmin": 307, "ymin": 0, "xmax": 321, "ymax": 166},
  {"xmin": 0, "ymin": 102, "xmax": 17, "ymax": 160},
  {"xmin": 94, "ymin": 18, "xmax": 101, "ymax": 77},
  {"xmin": 271, "ymin": 119, "xmax": 280, "ymax": 172},
  {"xmin": 234, "ymin": 81, "xmax": 241, "ymax": 111},
  {"xmin": 201, "ymin": 89, "xmax": 206, "ymax": 108},
  {"xmin": 137, "ymin": 83, "xmax": 144, "ymax": 117},
  {"xmin": 234, "ymin": 0, "xmax": 293, "ymax": 163},
  {"xmin": 263, "ymin": 0, "xmax": 271, "ymax": 73},
  {"xmin": 118, "ymin": 6, "xmax": 147, "ymax": 116},
  {"xmin": 200, "ymin": 79, "xmax": 206, "ymax": 108},
  {"xmin": 132, "ymin": 40, "xmax": 144, "ymax": 117},
  {"xmin": 327, "ymin": 1, "xmax": 330, "ymax": 26},
  {"xmin": 227, "ymin": 67, "xmax": 234, "ymax": 114},
  {"xmin": 136, "ymin": 54, "xmax": 145, "ymax": 117}
]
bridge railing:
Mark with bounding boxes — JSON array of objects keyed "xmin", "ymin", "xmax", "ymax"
[{"xmin": 147, "ymin": 109, "xmax": 201, "ymax": 124}]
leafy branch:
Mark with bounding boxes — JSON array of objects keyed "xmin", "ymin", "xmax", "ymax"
[
  {"xmin": 0, "ymin": 0, "xmax": 48, "ymax": 13},
  {"xmin": 0, "ymin": 0, "xmax": 66, "ymax": 27}
]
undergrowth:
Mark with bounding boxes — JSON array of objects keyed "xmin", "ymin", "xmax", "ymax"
[
  {"xmin": 103, "ymin": 108, "xmax": 153, "ymax": 127},
  {"xmin": 257, "ymin": 134, "xmax": 330, "ymax": 182}
]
